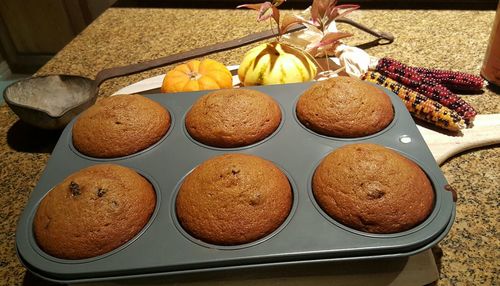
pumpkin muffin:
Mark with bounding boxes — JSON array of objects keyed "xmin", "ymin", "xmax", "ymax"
[
  {"xmin": 33, "ymin": 164, "xmax": 156, "ymax": 259},
  {"xmin": 312, "ymin": 143, "xmax": 434, "ymax": 233},
  {"xmin": 296, "ymin": 77, "xmax": 394, "ymax": 137},
  {"xmin": 185, "ymin": 89, "xmax": 281, "ymax": 148},
  {"xmin": 176, "ymin": 153, "xmax": 292, "ymax": 245},
  {"xmin": 72, "ymin": 94, "xmax": 170, "ymax": 158}
]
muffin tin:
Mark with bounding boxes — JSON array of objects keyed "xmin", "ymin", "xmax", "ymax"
[{"xmin": 16, "ymin": 81, "xmax": 456, "ymax": 283}]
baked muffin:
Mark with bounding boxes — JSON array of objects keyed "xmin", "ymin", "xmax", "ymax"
[
  {"xmin": 33, "ymin": 164, "xmax": 156, "ymax": 259},
  {"xmin": 185, "ymin": 89, "xmax": 281, "ymax": 148},
  {"xmin": 296, "ymin": 77, "xmax": 393, "ymax": 137},
  {"xmin": 312, "ymin": 143, "xmax": 434, "ymax": 233},
  {"xmin": 72, "ymin": 94, "xmax": 170, "ymax": 158},
  {"xmin": 176, "ymin": 153, "xmax": 292, "ymax": 245}
]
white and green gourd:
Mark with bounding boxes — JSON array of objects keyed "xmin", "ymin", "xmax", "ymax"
[{"xmin": 238, "ymin": 42, "xmax": 317, "ymax": 86}]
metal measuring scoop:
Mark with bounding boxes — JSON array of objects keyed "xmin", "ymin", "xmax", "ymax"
[{"xmin": 3, "ymin": 20, "xmax": 393, "ymax": 130}]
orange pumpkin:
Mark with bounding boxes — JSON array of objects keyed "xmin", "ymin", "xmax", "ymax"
[{"xmin": 161, "ymin": 59, "xmax": 233, "ymax": 93}]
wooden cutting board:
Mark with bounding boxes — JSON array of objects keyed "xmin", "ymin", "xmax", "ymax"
[
  {"xmin": 114, "ymin": 74, "xmax": 500, "ymax": 165},
  {"xmin": 416, "ymin": 113, "xmax": 500, "ymax": 164}
]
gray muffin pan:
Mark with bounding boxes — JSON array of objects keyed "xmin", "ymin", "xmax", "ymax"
[{"xmin": 16, "ymin": 81, "xmax": 456, "ymax": 283}]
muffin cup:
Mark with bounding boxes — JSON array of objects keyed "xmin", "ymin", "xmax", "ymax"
[
  {"xmin": 182, "ymin": 103, "xmax": 285, "ymax": 151},
  {"xmin": 308, "ymin": 148, "xmax": 441, "ymax": 238},
  {"xmin": 27, "ymin": 167, "xmax": 162, "ymax": 264},
  {"xmin": 69, "ymin": 108, "xmax": 174, "ymax": 161},
  {"xmin": 171, "ymin": 160, "xmax": 298, "ymax": 250},
  {"xmin": 293, "ymin": 96, "xmax": 398, "ymax": 141}
]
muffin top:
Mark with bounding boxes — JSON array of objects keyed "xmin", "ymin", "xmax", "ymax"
[
  {"xmin": 312, "ymin": 143, "xmax": 434, "ymax": 233},
  {"xmin": 176, "ymin": 153, "xmax": 292, "ymax": 245},
  {"xmin": 296, "ymin": 77, "xmax": 394, "ymax": 137},
  {"xmin": 72, "ymin": 94, "xmax": 170, "ymax": 158},
  {"xmin": 185, "ymin": 89, "xmax": 281, "ymax": 148},
  {"xmin": 33, "ymin": 164, "xmax": 156, "ymax": 259}
]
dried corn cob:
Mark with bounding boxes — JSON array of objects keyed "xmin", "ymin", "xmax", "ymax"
[
  {"xmin": 377, "ymin": 57, "xmax": 484, "ymax": 91},
  {"xmin": 362, "ymin": 71, "xmax": 466, "ymax": 131},
  {"xmin": 415, "ymin": 68, "xmax": 484, "ymax": 91},
  {"xmin": 375, "ymin": 69, "xmax": 477, "ymax": 124}
]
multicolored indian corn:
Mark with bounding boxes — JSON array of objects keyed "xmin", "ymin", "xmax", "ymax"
[
  {"xmin": 373, "ymin": 68, "xmax": 477, "ymax": 124},
  {"xmin": 376, "ymin": 57, "xmax": 484, "ymax": 91},
  {"xmin": 362, "ymin": 71, "xmax": 466, "ymax": 131}
]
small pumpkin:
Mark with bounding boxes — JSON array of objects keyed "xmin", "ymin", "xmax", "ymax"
[
  {"xmin": 238, "ymin": 42, "xmax": 317, "ymax": 86},
  {"xmin": 161, "ymin": 59, "xmax": 233, "ymax": 93}
]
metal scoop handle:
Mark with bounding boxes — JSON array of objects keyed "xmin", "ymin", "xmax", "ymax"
[
  {"xmin": 336, "ymin": 18, "xmax": 395, "ymax": 44},
  {"xmin": 94, "ymin": 19, "xmax": 394, "ymax": 87},
  {"xmin": 93, "ymin": 24, "xmax": 305, "ymax": 86}
]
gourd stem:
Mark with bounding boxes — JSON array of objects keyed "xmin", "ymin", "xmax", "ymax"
[{"xmin": 188, "ymin": 71, "xmax": 202, "ymax": 81}]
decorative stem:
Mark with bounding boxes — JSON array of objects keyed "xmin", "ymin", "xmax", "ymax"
[
  {"xmin": 188, "ymin": 71, "xmax": 202, "ymax": 80},
  {"xmin": 269, "ymin": 18, "xmax": 280, "ymax": 42},
  {"xmin": 322, "ymin": 29, "xmax": 330, "ymax": 70}
]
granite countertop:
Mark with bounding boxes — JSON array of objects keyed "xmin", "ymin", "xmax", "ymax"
[{"xmin": 0, "ymin": 7, "xmax": 498, "ymax": 286}]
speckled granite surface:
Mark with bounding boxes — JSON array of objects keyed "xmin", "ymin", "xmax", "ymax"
[{"xmin": 0, "ymin": 7, "xmax": 498, "ymax": 286}]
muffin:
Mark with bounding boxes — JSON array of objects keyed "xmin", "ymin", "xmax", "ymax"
[
  {"xmin": 176, "ymin": 154, "xmax": 292, "ymax": 245},
  {"xmin": 296, "ymin": 77, "xmax": 394, "ymax": 137},
  {"xmin": 312, "ymin": 143, "xmax": 434, "ymax": 233},
  {"xmin": 72, "ymin": 94, "xmax": 170, "ymax": 158},
  {"xmin": 33, "ymin": 164, "xmax": 156, "ymax": 259},
  {"xmin": 185, "ymin": 89, "xmax": 281, "ymax": 148}
]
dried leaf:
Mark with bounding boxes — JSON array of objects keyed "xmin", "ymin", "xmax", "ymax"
[
  {"xmin": 280, "ymin": 14, "xmax": 304, "ymax": 34},
  {"xmin": 272, "ymin": 0, "xmax": 286, "ymax": 7},
  {"xmin": 293, "ymin": 13, "xmax": 318, "ymax": 27},
  {"xmin": 258, "ymin": 2, "xmax": 274, "ymax": 22},
  {"xmin": 270, "ymin": 5, "xmax": 280, "ymax": 26},
  {"xmin": 307, "ymin": 31, "xmax": 352, "ymax": 56},
  {"xmin": 319, "ymin": 31, "xmax": 353, "ymax": 45},
  {"xmin": 237, "ymin": 0, "xmax": 300, "ymax": 39},
  {"xmin": 307, "ymin": 46, "xmax": 321, "ymax": 58},
  {"xmin": 236, "ymin": 3, "xmax": 263, "ymax": 11},
  {"xmin": 310, "ymin": 1, "xmax": 319, "ymax": 22},
  {"xmin": 325, "ymin": 4, "xmax": 359, "ymax": 26},
  {"xmin": 311, "ymin": 0, "xmax": 333, "ymax": 22},
  {"xmin": 334, "ymin": 4, "xmax": 360, "ymax": 10},
  {"xmin": 237, "ymin": 2, "xmax": 274, "ymax": 22}
]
